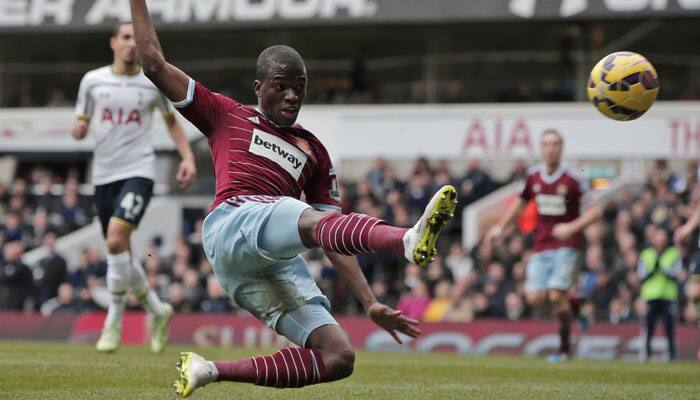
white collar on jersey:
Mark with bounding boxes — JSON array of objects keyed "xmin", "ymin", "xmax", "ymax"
[
  {"xmin": 255, "ymin": 106, "xmax": 295, "ymax": 128},
  {"xmin": 539, "ymin": 163, "xmax": 567, "ymax": 184}
]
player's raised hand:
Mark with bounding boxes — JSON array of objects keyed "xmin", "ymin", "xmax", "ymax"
[
  {"xmin": 176, "ymin": 158, "xmax": 196, "ymax": 190},
  {"xmin": 367, "ymin": 302, "xmax": 421, "ymax": 344},
  {"xmin": 484, "ymin": 224, "xmax": 503, "ymax": 246},
  {"xmin": 674, "ymin": 223, "xmax": 693, "ymax": 244}
]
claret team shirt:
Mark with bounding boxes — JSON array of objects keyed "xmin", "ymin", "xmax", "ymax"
[
  {"xmin": 520, "ymin": 164, "xmax": 589, "ymax": 252},
  {"xmin": 174, "ymin": 78, "xmax": 341, "ymax": 213}
]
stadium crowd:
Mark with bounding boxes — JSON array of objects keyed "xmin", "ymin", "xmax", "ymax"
[
  {"xmin": 1, "ymin": 158, "xmax": 699, "ymax": 327},
  {"xmin": 5, "ymin": 71, "xmax": 699, "ymax": 109}
]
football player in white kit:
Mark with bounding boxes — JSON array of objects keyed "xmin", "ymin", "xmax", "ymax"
[{"xmin": 72, "ymin": 21, "xmax": 196, "ymax": 353}]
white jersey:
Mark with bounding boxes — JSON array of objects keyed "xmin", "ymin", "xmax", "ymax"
[{"xmin": 75, "ymin": 66, "xmax": 174, "ymax": 185}]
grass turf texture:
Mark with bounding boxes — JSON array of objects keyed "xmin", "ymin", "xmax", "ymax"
[{"xmin": 0, "ymin": 341, "xmax": 699, "ymax": 399}]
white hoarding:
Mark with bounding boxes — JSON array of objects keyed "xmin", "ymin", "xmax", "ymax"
[{"xmin": 1, "ymin": 102, "xmax": 699, "ymax": 160}]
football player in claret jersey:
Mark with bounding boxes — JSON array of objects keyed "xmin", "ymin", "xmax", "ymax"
[
  {"xmin": 486, "ymin": 129, "xmax": 602, "ymax": 362},
  {"xmin": 72, "ymin": 21, "xmax": 197, "ymax": 354},
  {"xmin": 129, "ymin": 1, "xmax": 457, "ymax": 397}
]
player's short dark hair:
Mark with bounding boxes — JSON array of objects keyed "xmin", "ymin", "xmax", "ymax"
[
  {"xmin": 256, "ymin": 45, "xmax": 306, "ymax": 81},
  {"xmin": 112, "ymin": 21, "xmax": 132, "ymax": 37},
  {"xmin": 541, "ymin": 128, "xmax": 563, "ymax": 144}
]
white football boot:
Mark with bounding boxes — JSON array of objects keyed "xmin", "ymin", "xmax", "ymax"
[
  {"xmin": 403, "ymin": 185, "xmax": 458, "ymax": 267},
  {"xmin": 174, "ymin": 352, "xmax": 218, "ymax": 398}
]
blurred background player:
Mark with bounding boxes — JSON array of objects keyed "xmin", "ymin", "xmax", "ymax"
[
  {"xmin": 486, "ymin": 129, "xmax": 602, "ymax": 362},
  {"xmin": 674, "ymin": 202, "xmax": 700, "ymax": 360},
  {"xmin": 129, "ymin": 0, "xmax": 455, "ymax": 396},
  {"xmin": 639, "ymin": 226, "xmax": 680, "ymax": 361},
  {"xmin": 71, "ymin": 21, "xmax": 197, "ymax": 353}
]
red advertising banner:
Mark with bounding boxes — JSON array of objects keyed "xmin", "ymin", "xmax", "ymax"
[{"xmin": 1, "ymin": 312, "xmax": 698, "ymax": 360}]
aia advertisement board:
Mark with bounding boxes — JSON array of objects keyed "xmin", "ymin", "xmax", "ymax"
[
  {"xmin": 3, "ymin": 103, "xmax": 699, "ymax": 160},
  {"xmin": 1, "ymin": 312, "xmax": 698, "ymax": 360}
]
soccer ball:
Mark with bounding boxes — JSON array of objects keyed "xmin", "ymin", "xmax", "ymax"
[{"xmin": 587, "ymin": 51, "xmax": 659, "ymax": 121}]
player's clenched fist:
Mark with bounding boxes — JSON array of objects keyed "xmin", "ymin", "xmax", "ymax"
[
  {"xmin": 71, "ymin": 119, "xmax": 89, "ymax": 140},
  {"xmin": 176, "ymin": 158, "xmax": 197, "ymax": 190}
]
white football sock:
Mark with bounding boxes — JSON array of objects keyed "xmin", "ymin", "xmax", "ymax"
[
  {"xmin": 104, "ymin": 251, "xmax": 131, "ymax": 330},
  {"xmin": 131, "ymin": 260, "xmax": 166, "ymax": 316}
]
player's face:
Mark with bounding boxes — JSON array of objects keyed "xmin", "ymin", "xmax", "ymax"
[
  {"xmin": 255, "ymin": 63, "xmax": 307, "ymax": 126},
  {"xmin": 110, "ymin": 24, "xmax": 137, "ymax": 65},
  {"xmin": 540, "ymin": 133, "xmax": 563, "ymax": 167}
]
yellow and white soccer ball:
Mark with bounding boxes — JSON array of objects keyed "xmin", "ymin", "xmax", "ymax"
[{"xmin": 587, "ymin": 51, "xmax": 659, "ymax": 121}]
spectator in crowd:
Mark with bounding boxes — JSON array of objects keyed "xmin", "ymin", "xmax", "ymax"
[
  {"xmin": 33, "ymin": 176, "xmax": 57, "ymax": 212},
  {"xmin": 425, "ymin": 257, "xmax": 453, "ymax": 296},
  {"xmin": 648, "ymin": 159, "xmax": 678, "ymax": 191},
  {"xmin": 444, "ymin": 242, "xmax": 472, "ymax": 283},
  {"xmin": 481, "ymin": 262, "xmax": 510, "ymax": 318},
  {"xmin": 0, "ymin": 182, "xmax": 7, "ymax": 207},
  {"xmin": 0, "ymin": 241, "xmax": 33, "ymax": 310},
  {"xmin": 28, "ymin": 208, "xmax": 53, "ymax": 249},
  {"xmin": 423, "ymin": 280, "xmax": 452, "ymax": 322},
  {"xmin": 608, "ymin": 297, "xmax": 634, "ymax": 325},
  {"xmin": 443, "ymin": 292, "xmax": 474, "ymax": 322},
  {"xmin": 33, "ymin": 231, "xmax": 67, "ymax": 305},
  {"xmin": 458, "ymin": 159, "xmax": 493, "ymax": 208},
  {"xmin": 2, "ymin": 211, "xmax": 29, "ymax": 244},
  {"xmin": 371, "ymin": 279, "xmax": 397, "ymax": 309},
  {"xmin": 168, "ymin": 282, "xmax": 192, "ymax": 313},
  {"xmin": 508, "ymin": 160, "xmax": 529, "ymax": 183},
  {"xmin": 505, "ymin": 292, "xmax": 527, "ymax": 320},
  {"xmin": 397, "ymin": 280, "xmax": 431, "ymax": 321},
  {"xmin": 367, "ymin": 158, "xmax": 388, "ymax": 189},
  {"xmin": 182, "ymin": 268, "xmax": 204, "ymax": 310},
  {"xmin": 56, "ymin": 190, "xmax": 87, "ymax": 233},
  {"xmin": 69, "ymin": 248, "xmax": 102, "ymax": 289},
  {"xmin": 199, "ymin": 275, "xmax": 234, "ymax": 313},
  {"xmin": 45, "ymin": 87, "xmax": 71, "ymax": 107},
  {"xmin": 405, "ymin": 172, "xmax": 432, "ymax": 212},
  {"xmin": 49, "ymin": 283, "xmax": 84, "ymax": 315}
]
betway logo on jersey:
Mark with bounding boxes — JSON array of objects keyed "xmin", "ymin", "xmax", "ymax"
[
  {"xmin": 249, "ymin": 129, "xmax": 307, "ymax": 180},
  {"xmin": 535, "ymin": 194, "xmax": 566, "ymax": 216}
]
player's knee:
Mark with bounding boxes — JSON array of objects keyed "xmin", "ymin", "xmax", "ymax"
[
  {"xmin": 105, "ymin": 224, "xmax": 130, "ymax": 254},
  {"xmin": 297, "ymin": 208, "xmax": 329, "ymax": 248},
  {"xmin": 105, "ymin": 235, "xmax": 127, "ymax": 254},
  {"xmin": 526, "ymin": 293, "xmax": 546, "ymax": 307},
  {"xmin": 325, "ymin": 348, "xmax": 355, "ymax": 380},
  {"xmin": 548, "ymin": 291, "xmax": 566, "ymax": 309}
]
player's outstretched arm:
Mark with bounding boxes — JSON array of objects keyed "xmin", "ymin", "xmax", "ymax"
[
  {"xmin": 164, "ymin": 115, "xmax": 197, "ymax": 190},
  {"xmin": 485, "ymin": 198, "xmax": 526, "ymax": 245},
  {"xmin": 325, "ymin": 252, "xmax": 421, "ymax": 343},
  {"xmin": 129, "ymin": 0, "xmax": 190, "ymax": 102},
  {"xmin": 675, "ymin": 205, "xmax": 700, "ymax": 244},
  {"xmin": 552, "ymin": 202, "xmax": 602, "ymax": 241}
]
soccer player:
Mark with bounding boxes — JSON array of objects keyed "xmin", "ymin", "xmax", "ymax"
[
  {"xmin": 674, "ymin": 202, "xmax": 700, "ymax": 360},
  {"xmin": 129, "ymin": 1, "xmax": 457, "ymax": 397},
  {"xmin": 486, "ymin": 129, "xmax": 601, "ymax": 362},
  {"xmin": 72, "ymin": 21, "xmax": 197, "ymax": 353}
]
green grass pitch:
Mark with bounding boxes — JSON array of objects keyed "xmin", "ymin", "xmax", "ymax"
[{"xmin": 0, "ymin": 341, "xmax": 699, "ymax": 399}]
